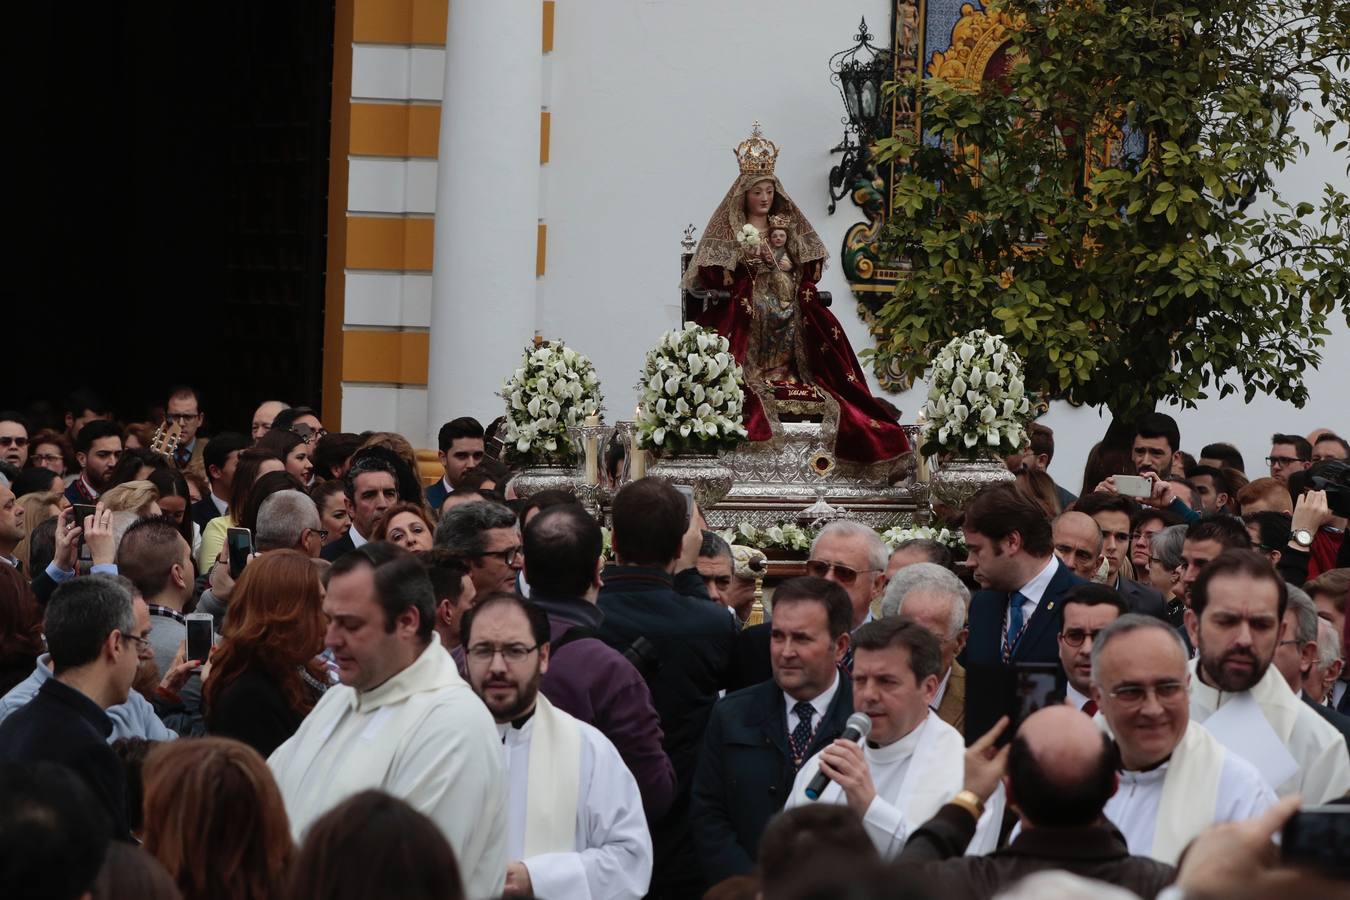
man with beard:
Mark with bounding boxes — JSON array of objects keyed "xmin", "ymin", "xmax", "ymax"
[
  {"xmin": 64, "ymin": 420, "xmax": 123, "ymax": 505},
  {"xmin": 464, "ymin": 592, "xmax": 652, "ymax": 900},
  {"xmin": 1091, "ymin": 614, "xmax": 1276, "ymax": 863},
  {"xmin": 1184, "ymin": 549, "xmax": 1350, "ymax": 801}
]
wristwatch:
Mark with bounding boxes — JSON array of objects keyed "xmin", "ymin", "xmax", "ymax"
[
  {"xmin": 949, "ymin": 789, "xmax": 985, "ymax": 821},
  {"xmin": 1291, "ymin": 528, "xmax": 1315, "ymax": 549}
]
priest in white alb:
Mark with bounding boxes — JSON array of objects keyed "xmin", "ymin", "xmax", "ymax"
[
  {"xmin": 1089, "ymin": 613, "xmax": 1276, "ymax": 863},
  {"xmin": 464, "ymin": 592, "xmax": 652, "ymax": 900},
  {"xmin": 787, "ymin": 617, "xmax": 965, "ymax": 857},
  {"xmin": 268, "ymin": 547, "xmax": 507, "ymax": 899},
  {"xmin": 1184, "ymin": 551, "xmax": 1350, "ymax": 803}
]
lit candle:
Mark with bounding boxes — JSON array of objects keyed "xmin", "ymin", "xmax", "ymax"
[
  {"xmin": 630, "ymin": 445, "xmax": 647, "ymax": 480},
  {"xmin": 583, "ymin": 414, "xmax": 600, "ymax": 485}
]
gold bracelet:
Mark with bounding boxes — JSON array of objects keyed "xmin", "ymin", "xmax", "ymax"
[{"xmin": 949, "ymin": 789, "xmax": 985, "ymax": 821}]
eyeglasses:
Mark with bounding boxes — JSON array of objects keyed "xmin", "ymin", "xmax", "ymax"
[
  {"xmin": 1106, "ymin": 680, "xmax": 1186, "ymax": 705},
  {"xmin": 0, "ymin": 436, "xmax": 29, "ymax": 447},
  {"xmin": 1277, "ymin": 639, "xmax": 1302, "ymax": 649},
  {"xmin": 466, "ymin": 642, "xmax": 539, "ymax": 663},
  {"xmin": 1059, "ymin": 627, "xmax": 1111, "ymax": 647},
  {"xmin": 121, "ymin": 633, "xmax": 153, "ymax": 653},
  {"xmin": 805, "ymin": 559, "xmax": 880, "ymax": 585},
  {"xmin": 1266, "ymin": 456, "xmax": 1304, "ymax": 468},
  {"xmin": 32, "ymin": 453, "xmax": 64, "ymax": 464},
  {"xmin": 166, "ymin": 412, "xmax": 201, "ymax": 424},
  {"xmin": 474, "ymin": 546, "xmax": 523, "ymax": 566},
  {"xmin": 291, "ymin": 426, "xmax": 328, "ymax": 444},
  {"xmin": 308, "ymin": 528, "xmax": 330, "ymax": 542}
]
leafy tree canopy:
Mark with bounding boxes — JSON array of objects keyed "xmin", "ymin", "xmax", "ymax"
[{"xmin": 870, "ymin": 0, "xmax": 1350, "ymax": 423}]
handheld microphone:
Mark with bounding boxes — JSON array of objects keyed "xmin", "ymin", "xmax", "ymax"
[{"xmin": 804, "ymin": 711, "xmax": 872, "ymax": 800}]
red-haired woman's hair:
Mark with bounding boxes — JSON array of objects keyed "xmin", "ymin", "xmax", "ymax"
[
  {"xmin": 142, "ymin": 738, "xmax": 293, "ymax": 900},
  {"xmin": 203, "ymin": 550, "xmax": 326, "ymax": 716}
]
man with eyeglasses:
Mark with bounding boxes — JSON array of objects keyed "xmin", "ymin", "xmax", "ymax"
[
  {"xmin": 0, "ymin": 575, "xmax": 147, "ymax": 838},
  {"xmin": 164, "ymin": 385, "xmax": 208, "ymax": 472},
  {"xmin": 1089, "ymin": 614, "xmax": 1275, "ymax": 863},
  {"xmin": 1073, "ymin": 492, "xmax": 1166, "ymax": 619},
  {"xmin": 1185, "ymin": 549, "xmax": 1350, "ymax": 801},
  {"xmin": 464, "ymin": 592, "xmax": 652, "ymax": 900},
  {"xmin": 807, "ymin": 520, "xmax": 891, "ymax": 668},
  {"xmin": 434, "ymin": 499, "xmax": 523, "ymax": 595},
  {"xmin": 1057, "ymin": 583, "xmax": 1127, "ymax": 714},
  {"xmin": 1266, "ymin": 432, "xmax": 1312, "ymax": 483},
  {"xmin": 269, "ymin": 543, "xmax": 507, "ymax": 898},
  {"xmin": 0, "ymin": 411, "xmax": 30, "ymax": 468}
]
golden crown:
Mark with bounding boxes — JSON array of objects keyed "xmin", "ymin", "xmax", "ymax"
[
  {"xmin": 767, "ymin": 214, "xmax": 792, "ymax": 230},
  {"xmin": 734, "ymin": 121, "xmax": 779, "ymax": 176}
]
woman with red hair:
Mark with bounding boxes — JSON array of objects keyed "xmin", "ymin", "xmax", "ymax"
[
  {"xmin": 142, "ymin": 737, "xmax": 293, "ymax": 900},
  {"xmin": 204, "ymin": 550, "xmax": 328, "ymax": 756}
]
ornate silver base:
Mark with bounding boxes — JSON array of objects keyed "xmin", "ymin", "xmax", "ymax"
[
  {"xmin": 647, "ymin": 454, "xmax": 736, "ymax": 510},
  {"xmin": 928, "ymin": 454, "xmax": 1015, "ymax": 510},
  {"xmin": 703, "ymin": 423, "xmax": 927, "ymax": 531},
  {"xmin": 510, "ymin": 465, "xmax": 579, "ymax": 501}
]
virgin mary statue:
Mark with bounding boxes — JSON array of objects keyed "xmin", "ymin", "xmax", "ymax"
[{"xmin": 681, "ymin": 123, "xmax": 909, "ymax": 465}]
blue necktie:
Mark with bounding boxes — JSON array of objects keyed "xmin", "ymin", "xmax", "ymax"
[
  {"xmin": 1007, "ymin": 591, "xmax": 1027, "ymax": 652},
  {"xmin": 789, "ymin": 701, "xmax": 816, "ymax": 770}
]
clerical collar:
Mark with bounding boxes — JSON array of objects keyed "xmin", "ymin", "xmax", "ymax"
[
  {"xmin": 866, "ymin": 713, "xmax": 928, "ymax": 761},
  {"xmin": 496, "ymin": 706, "xmax": 537, "ymax": 741}
]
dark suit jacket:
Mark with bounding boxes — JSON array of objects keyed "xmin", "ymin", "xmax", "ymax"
[
  {"xmin": 1116, "ymin": 576, "xmax": 1167, "ymax": 620},
  {"xmin": 425, "ymin": 479, "xmax": 450, "ymax": 513},
  {"xmin": 0, "ymin": 678, "xmax": 128, "ymax": 839},
  {"xmin": 1303, "ymin": 692, "xmax": 1350, "ymax": 757},
  {"xmin": 725, "ymin": 622, "xmax": 772, "ymax": 692},
  {"xmin": 191, "ymin": 495, "xmax": 224, "ymax": 531},
  {"xmin": 899, "ymin": 805, "xmax": 1175, "ymax": 900},
  {"xmin": 690, "ymin": 675, "xmax": 854, "ymax": 887},
  {"xmin": 320, "ymin": 532, "xmax": 356, "ymax": 562},
  {"xmin": 966, "ymin": 559, "xmax": 1084, "ymax": 666}
]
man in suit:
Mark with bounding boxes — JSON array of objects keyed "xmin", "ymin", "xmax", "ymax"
[
  {"xmin": 881, "ymin": 563, "xmax": 969, "ymax": 732},
  {"xmin": 1073, "ymin": 492, "xmax": 1167, "ymax": 619},
  {"xmin": 963, "ymin": 483, "xmax": 1085, "ymax": 666},
  {"xmin": 1276, "ymin": 588, "xmax": 1350, "ymax": 753},
  {"xmin": 320, "ymin": 454, "xmax": 399, "ymax": 562},
  {"xmin": 425, "ymin": 417, "xmax": 485, "ymax": 513},
  {"xmin": 191, "ymin": 432, "xmax": 248, "ymax": 530},
  {"xmin": 165, "ymin": 385, "xmax": 210, "ymax": 475},
  {"xmin": 690, "ymin": 576, "xmax": 854, "ymax": 888}
]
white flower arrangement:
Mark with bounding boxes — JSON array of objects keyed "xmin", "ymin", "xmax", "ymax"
[
  {"xmin": 500, "ymin": 340, "xmax": 603, "ymax": 462},
  {"xmin": 735, "ymin": 223, "xmax": 762, "ymax": 250},
  {"xmin": 921, "ymin": 329, "xmax": 1032, "ymax": 457},
  {"xmin": 716, "ymin": 522, "xmax": 815, "ymax": 552},
  {"xmin": 635, "ymin": 322, "xmax": 748, "ymax": 454},
  {"xmin": 879, "ymin": 524, "xmax": 966, "ymax": 552}
]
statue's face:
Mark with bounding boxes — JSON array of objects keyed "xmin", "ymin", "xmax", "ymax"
[
  {"xmin": 745, "ymin": 180, "xmax": 775, "ymax": 215},
  {"xmin": 769, "ymin": 228, "xmax": 788, "ymax": 248}
]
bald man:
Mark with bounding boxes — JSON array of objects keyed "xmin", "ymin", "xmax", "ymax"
[
  {"xmin": 1092, "ymin": 614, "xmax": 1276, "ymax": 864},
  {"xmin": 897, "ymin": 706, "xmax": 1174, "ymax": 896},
  {"xmin": 1053, "ymin": 512, "xmax": 1105, "ymax": 582}
]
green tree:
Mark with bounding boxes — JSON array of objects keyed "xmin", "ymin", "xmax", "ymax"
[{"xmin": 868, "ymin": 0, "xmax": 1350, "ymax": 426}]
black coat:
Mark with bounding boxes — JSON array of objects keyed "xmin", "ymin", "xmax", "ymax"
[
  {"xmin": 190, "ymin": 496, "xmax": 223, "ymax": 531},
  {"xmin": 320, "ymin": 532, "xmax": 356, "ymax": 562},
  {"xmin": 725, "ymin": 622, "xmax": 772, "ymax": 692},
  {"xmin": 690, "ymin": 675, "xmax": 854, "ymax": 887},
  {"xmin": 966, "ymin": 559, "xmax": 1084, "ymax": 666},
  {"xmin": 206, "ymin": 666, "xmax": 308, "ymax": 758},
  {"xmin": 1116, "ymin": 576, "xmax": 1167, "ymax": 620},
  {"xmin": 0, "ymin": 678, "xmax": 128, "ymax": 838},
  {"xmin": 1303, "ymin": 692, "xmax": 1350, "ymax": 758},
  {"xmin": 900, "ymin": 805, "xmax": 1176, "ymax": 900}
]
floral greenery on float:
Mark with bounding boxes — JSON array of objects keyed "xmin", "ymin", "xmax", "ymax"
[
  {"xmin": 635, "ymin": 322, "xmax": 749, "ymax": 455},
  {"xmin": 922, "ymin": 329, "xmax": 1032, "ymax": 458},
  {"xmin": 500, "ymin": 340, "xmax": 604, "ymax": 463},
  {"xmin": 878, "ymin": 524, "xmax": 966, "ymax": 552},
  {"xmin": 716, "ymin": 522, "xmax": 815, "ymax": 552}
]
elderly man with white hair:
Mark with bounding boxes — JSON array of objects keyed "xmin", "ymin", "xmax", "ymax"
[
  {"xmin": 881, "ymin": 562, "xmax": 969, "ymax": 731},
  {"xmin": 1309, "ymin": 618, "xmax": 1345, "ymax": 704},
  {"xmin": 807, "ymin": 521, "xmax": 890, "ymax": 671}
]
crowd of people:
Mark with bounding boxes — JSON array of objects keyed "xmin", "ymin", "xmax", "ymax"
[{"xmin": 0, "ymin": 388, "xmax": 1347, "ymax": 900}]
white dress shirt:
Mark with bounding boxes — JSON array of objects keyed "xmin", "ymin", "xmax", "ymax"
[{"xmin": 784, "ymin": 671, "xmax": 841, "ymax": 736}]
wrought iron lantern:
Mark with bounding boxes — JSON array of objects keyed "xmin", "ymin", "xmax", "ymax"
[{"xmin": 828, "ymin": 17, "xmax": 892, "ymax": 213}]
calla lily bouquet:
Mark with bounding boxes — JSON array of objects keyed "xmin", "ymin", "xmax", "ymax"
[
  {"xmin": 635, "ymin": 323, "xmax": 748, "ymax": 455},
  {"xmin": 500, "ymin": 340, "xmax": 603, "ymax": 463},
  {"xmin": 879, "ymin": 524, "xmax": 967, "ymax": 551},
  {"xmin": 921, "ymin": 329, "xmax": 1032, "ymax": 458},
  {"xmin": 716, "ymin": 521, "xmax": 815, "ymax": 552}
]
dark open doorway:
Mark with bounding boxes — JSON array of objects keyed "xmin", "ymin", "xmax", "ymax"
[{"xmin": 8, "ymin": 1, "xmax": 335, "ymax": 435}]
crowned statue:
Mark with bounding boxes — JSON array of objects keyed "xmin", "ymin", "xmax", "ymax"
[{"xmin": 681, "ymin": 123, "xmax": 910, "ymax": 465}]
